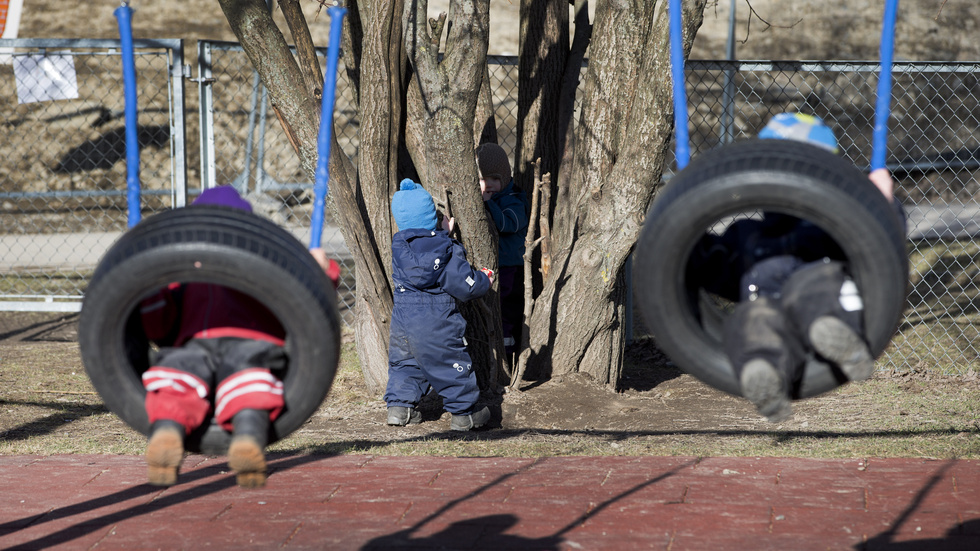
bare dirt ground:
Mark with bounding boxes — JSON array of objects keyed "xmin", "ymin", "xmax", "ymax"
[{"xmin": 2, "ymin": 311, "xmax": 978, "ymax": 460}]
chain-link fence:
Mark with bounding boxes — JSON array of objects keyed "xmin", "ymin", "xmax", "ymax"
[
  {"xmin": 3, "ymin": 39, "xmax": 980, "ymax": 373},
  {"xmin": 0, "ymin": 38, "xmax": 185, "ymax": 311}
]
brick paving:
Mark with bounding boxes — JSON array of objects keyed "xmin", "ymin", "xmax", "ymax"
[{"xmin": 0, "ymin": 454, "xmax": 977, "ymax": 550}]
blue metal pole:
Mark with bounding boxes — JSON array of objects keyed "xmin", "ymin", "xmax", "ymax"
[
  {"xmin": 669, "ymin": 0, "xmax": 691, "ymax": 170},
  {"xmin": 871, "ymin": 0, "xmax": 899, "ymax": 171},
  {"xmin": 114, "ymin": 2, "xmax": 141, "ymax": 228},
  {"xmin": 310, "ymin": 5, "xmax": 347, "ymax": 249}
]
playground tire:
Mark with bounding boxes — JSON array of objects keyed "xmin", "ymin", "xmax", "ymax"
[
  {"xmin": 634, "ymin": 139, "xmax": 908, "ymax": 398},
  {"xmin": 79, "ymin": 205, "xmax": 341, "ymax": 454}
]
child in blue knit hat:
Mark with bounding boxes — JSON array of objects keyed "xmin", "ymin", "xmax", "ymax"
[
  {"xmin": 140, "ymin": 185, "xmax": 340, "ymax": 488},
  {"xmin": 688, "ymin": 113, "xmax": 905, "ymax": 422},
  {"xmin": 384, "ymin": 179, "xmax": 495, "ymax": 431}
]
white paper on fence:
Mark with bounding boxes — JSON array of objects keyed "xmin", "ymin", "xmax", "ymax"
[
  {"xmin": 13, "ymin": 53, "xmax": 80, "ymax": 104},
  {"xmin": 1, "ymin": 0, "xmax": 26, "ymax": 64}
]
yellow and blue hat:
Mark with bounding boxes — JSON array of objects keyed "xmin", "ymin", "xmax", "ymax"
[{"xmin": 758, "ymin": 112, "xmax": 839, "ymax": 154}]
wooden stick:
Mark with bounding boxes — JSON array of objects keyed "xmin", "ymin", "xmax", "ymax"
[
  {"xmin": 511, "ymin": 159, "xmax": 545, "ymax": 391},
  {"xmin": 538, "ymin": 181, "xmax": 552, "ymax": 279}
]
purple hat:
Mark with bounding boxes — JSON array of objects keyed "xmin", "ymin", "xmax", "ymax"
[{"xmin": 192, "ymin": 185, "xmax": 253, "ymax": 212}]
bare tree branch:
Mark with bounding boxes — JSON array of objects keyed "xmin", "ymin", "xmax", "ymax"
[
  {"xmin": 740, "ymin": 0, "xmax": 802, "ymax": 44},
  {"xmin": 279, "ymin": 0, "xmax": 324, "ymax": 100},
  {"xmin": 512, "ymin": 159, "xmax": 546, "ymax": 391}
]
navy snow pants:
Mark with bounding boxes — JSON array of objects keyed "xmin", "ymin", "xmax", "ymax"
[
  {"xmin": 384, "ymin": 294, "xmax": 480, "ymax": 414},
  {"xmin": 724, "ymin": 259, "xmax": 865, "ymax": 391}
]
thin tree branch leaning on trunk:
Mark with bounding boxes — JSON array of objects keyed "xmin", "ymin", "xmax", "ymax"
[
  {"xmin": 512, "ymin": 159, "xmax": 546, "ymax": 391},
  {"xmin": 278, "ymin": 0, "xmax": 324, "ymax": 101}
]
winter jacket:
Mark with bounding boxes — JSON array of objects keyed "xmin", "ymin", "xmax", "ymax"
[
  {"xmin": 688, "ymin": 214, "xmax": 844, "ymax": 302},
  {"xmin": 688, "ymin": 199, "xmax": 906, "ymax": 303},
  {"xmin": 391, "ymin": 228, "xmax": 490, "ymax": 304},
  {"xmin": 140, "ymin": 283, "xmax": 286, "ymax": 347},
  {"xmin": 485, "ymin": 180, "xmax": 529, "ymax": 267}
]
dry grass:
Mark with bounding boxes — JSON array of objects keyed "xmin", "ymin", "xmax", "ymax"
[{"xmin": 1, "ymin": 334, "xmax": 978, "ymax": 460}]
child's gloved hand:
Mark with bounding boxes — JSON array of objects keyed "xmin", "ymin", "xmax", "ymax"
[{"xmin": 480, "ymin": 267, "xmax": 494, "ymax": 285}]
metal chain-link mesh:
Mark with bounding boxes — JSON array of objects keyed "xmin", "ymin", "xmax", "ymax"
[
  {"xmin": 0, "ymin": 39, "xmax": 180, "ymax": 310},
  {"xmin": 199, "ymin": 41, "xmax": 358, "ymax": 326},
  {"xmin": 3, "ymin": 39, "xmax": 980, "ymax": 374}
]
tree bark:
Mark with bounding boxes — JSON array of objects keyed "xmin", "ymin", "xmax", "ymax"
[
  {"xmin": 342, "ymin": 0, "xmax": 408, "ymax": 394},
  {"xmin": 220, "ymin": 0, "xmax": 711, "ymax": 394},
  {"xmin": 527, "ymin": 0, "xmax": 707, "ymax": 384},
  {"xmin": 516, "ymin": 0, "xmax": 568, "ymax": 194},
  {"xmin": 403, "ymin": 0, "xmax": 505, "ymax": 387}
]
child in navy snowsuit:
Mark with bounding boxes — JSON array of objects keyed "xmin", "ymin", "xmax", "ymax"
[
  {"xmin": 477, "ymin": 143, "xmax": 529, "ymax": 356},
  {"xmin": 384, "ymin": 179, "xmax": 494, "ymax": 431},
  {"xmin": 140, "ymin": 185, "xmax": 340, "ymax": 487},
  {"xmin": 689, "ymin": 113, "xmax": 905, "ymax": 422}
]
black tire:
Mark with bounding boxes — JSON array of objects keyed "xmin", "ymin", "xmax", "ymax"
[
  {"xmin": 634, "ymin": 139, "xmax": 908, "ymax": 398},
  {"xmin": 79, "ymin": 206, "xmax": 341, "ymax": 454}
]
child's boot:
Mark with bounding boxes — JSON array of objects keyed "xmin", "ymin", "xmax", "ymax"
[
  {"xmin": 145, "ymin": 419, "xmax": 185, "ymax": 486},
  {"xmin": 739, "ymin": 359, "xmax": 793, "ymax": 423},
  {"xmin": 808, "ymin": 316, "xmax": 875, "ymax": 382},
  {"xmin": 450, "ymin": 405, "xmax": 491, "ymax": 431},
  {"xmin": 228, "ymin": 409, "xmax": 269, "ymax": 488},
  {"xmin": 386, "ymin": 406, "xmax": 421, "ymax": 426}
]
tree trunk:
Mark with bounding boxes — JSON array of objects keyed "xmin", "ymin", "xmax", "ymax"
[
  {"xmin": 526, "ymin": 0, "xmax": 707, "ymax": 384},
  {"xmin": 219, "ymin": 0, "xmax": 395, "ymax": 395},
  {"xmin": 342, "ymin": 0, "xmax": 409, "ymax": 394},
  {"xmin": 516, "ymin": 0, "xmax": 568, "ymax": 192},
  {"xmin": 403, "ymin": 0, "xmax": 506, "ymax": 386}
]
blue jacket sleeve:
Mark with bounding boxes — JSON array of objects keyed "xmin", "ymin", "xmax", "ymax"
[
  {"xmin": 486, "ymin": 193, "xmax": 529, "ymax": 235},
  {"xmin": 439, "ymin": 241, "xmax": 491, "ymax": 302}
]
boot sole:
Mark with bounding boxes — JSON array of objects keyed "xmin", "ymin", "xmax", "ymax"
[
  {"xmin": 809, "ymin": 316, "xmax": 874, "ymax": 382},
  {"xmin": 450, "ymin": 407, "xmax": 490, "ymax": 431},
  {"xmin": 145, "ymin": 427, "xmax": 184, "ymax": 486},
  {"xmin": 228, "ymin": 436, "xmax": 267, "ymax": 488},
  {"xmin": 740, "ymin": 360, "xmax": 792, "ymax": 423}
]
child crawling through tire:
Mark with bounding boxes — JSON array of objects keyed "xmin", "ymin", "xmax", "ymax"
[
  {"xmin": 688, "ymin": 113, "xmax": 906, "ymax": 422},
  {"xmin": 139, "ymin": 186, "xmax": 340, "ymax": 488}
]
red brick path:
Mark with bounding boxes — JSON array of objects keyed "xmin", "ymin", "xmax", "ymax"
[{"xmin": 1, "ymin": 454, "xmax": 978, "ymax": 550}]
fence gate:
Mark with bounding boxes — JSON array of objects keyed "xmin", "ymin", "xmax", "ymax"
[{"xmin": 0, "ymin": 38, "xmax": 186, "ymax": 312}]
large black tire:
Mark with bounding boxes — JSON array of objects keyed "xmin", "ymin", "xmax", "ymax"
[
  {"xmin": 634, "ymin": 139, "xmax": 908, "ymax": 398},
  {"xmin": 79, "ymin": 206, "xmax": 341, "ymax": 454}
]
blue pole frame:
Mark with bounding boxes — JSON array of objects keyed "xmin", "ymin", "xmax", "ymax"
[
  {"xmin": 670, "ymin": 0, "xmax": 898, "ymax": 171},
  {"xmin": 114, "ymin": 2, "xmax": 141, "ymax": 228},
  {"xmin": 668, "ymin": 0, "xmax": 691, "ymax": 170},
  {"xmin": 309, "ymin": 5, "xmax": 347, "ymax": 249},
  {"xmin": 872, "ymin": 0, "xmax": 899, "ymax": 171}
]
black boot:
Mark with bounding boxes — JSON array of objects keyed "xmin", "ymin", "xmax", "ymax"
[{"xmin": 228, "ymin": 409, "xmax": 270, "ymax": 488}]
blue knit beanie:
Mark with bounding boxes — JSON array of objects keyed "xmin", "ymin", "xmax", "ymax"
[
  {"xmin": 192, "ymin": 185, "xmax": 253, "ymax": 212},
  {"xmin": 391, "ymin": 179, "xmax": 437, "ymax": 231},
  {"xmin": 758, "ymin": 112, "xmax": 839, "ymax": 154}
]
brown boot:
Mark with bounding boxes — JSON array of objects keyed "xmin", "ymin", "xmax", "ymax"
[
  {"xmin": 228, "ymin": 409, "xmax": 269, "ymax": 488},
  {"xmin": 145, "ymin": 420, "xmax": 185, "ymax": 486}
]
